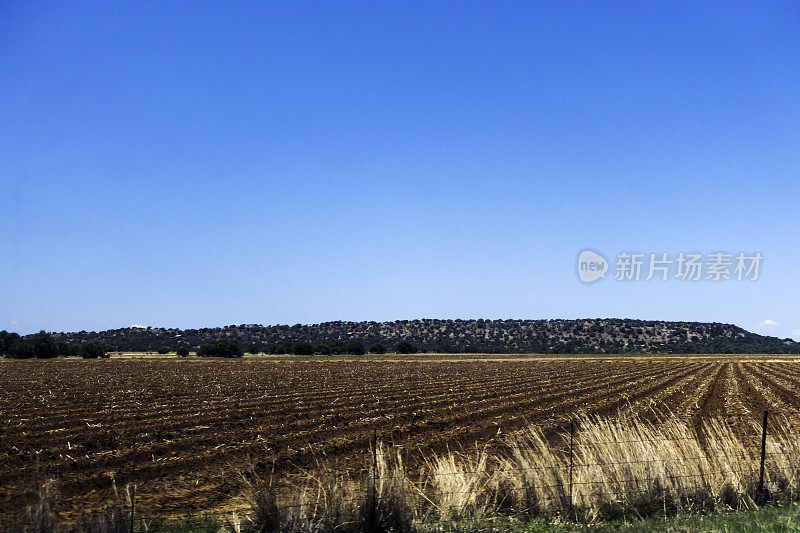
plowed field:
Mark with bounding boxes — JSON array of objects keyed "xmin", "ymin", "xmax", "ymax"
[{"xmin": 2, "ymin": 357, "xmax": 800, "ymax": 525}]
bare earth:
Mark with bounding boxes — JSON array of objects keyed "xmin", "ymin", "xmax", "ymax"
[{"xmin": 1, "ymin": 355, "xmax": 799, "ymax": 526}]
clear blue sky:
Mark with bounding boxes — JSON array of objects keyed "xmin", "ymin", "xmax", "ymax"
[{"xmin": 2, "ymin": 2, "xmax": 799, "ymax": 338}]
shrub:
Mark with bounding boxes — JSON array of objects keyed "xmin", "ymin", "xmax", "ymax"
[
  {"xmin": 56, "ymin": 340, "xmax": 76, "ymax": 357},
  {"xmin": 8, "ymin": 339, "xmax": 35, "ymax": 359},
  {"xmin": 345, "ymin": 340, "xmax": 366, "ymax": 355},
  {"xmin": 156, "ymin": 346, "xmax": 170, "ymax": 355},
  {"xmin": 314, "ymin": 344, "xmax": 331, "ymax": 355},
  {"xmin": 30, "ymin": 331, "xmax": 58, "ymax": 359},
  {"xmin": 268, "ymin": 342, "xmax": 295, "ymax": 355},
  {"xmin": 327, "ymin": 340, "xmax": 346, "ymax": 355},
  {"xmin": 248, "ymin": 345, "xmax": 260, "ymax": 355},
  {"xmin": 0, "ymin": 330, "xmax": 20, "ymax": 357},
  {"xmin": 293, "ymin": 342, "xmax": 314, "ymax": 356},
  {"xmin": 79, "ymin": 340, "xmax": 111, "ymax": 359},
  {"xmin": 176, "ymin": 346, "xmax": 190, "ymax": 357},
  {"xmin": 369, "ymin": 343, "xmax": 387, "ymax": 354},
  {"xmin": 197, "ymin": 339, "xmax": 243, "ymax": 358},
  {"xmin": 396, "ymin": 341, "xmax": 418, "ymax": 354}
]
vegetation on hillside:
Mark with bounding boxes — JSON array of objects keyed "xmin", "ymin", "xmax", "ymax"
[{"xmin": 8, "ymin": 319, "xmax": 796, "ymax": 356}]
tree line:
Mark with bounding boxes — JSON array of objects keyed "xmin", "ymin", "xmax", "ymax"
[
  {"xmin": 240, "ymin": 339, "xmax": 418, "ymax": 356},
  {"xmin": 0, "ymin": 330, "xmax": 111, "ymax": 359},
  {"xmin": 181, "ymin": 339, "xmax": 419, "ymax": 357},
  {"xmin": 0, "ymin": 330, "xmax": 421, "ymax": 359}
]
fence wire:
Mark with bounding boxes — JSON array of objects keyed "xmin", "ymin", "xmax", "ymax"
[{"xmin": 7, "ymin": 409, "xmax": 796, "ymax": 531}]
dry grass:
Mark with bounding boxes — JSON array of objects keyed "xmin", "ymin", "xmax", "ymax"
[
  {"xmin": 240, "ymin": 414, "xmax": 800, "ymax": 531},
  {"xmin": 11, "ymin": 414, "xmax": 799, "ymax": 532},
  {"xmin": 13, "ymin": 477, "xmax": 60, "ymax": 533},
  {"xmin": 12, "ymin": 477, "xmax": 135, "ymax": 533},
  {"xmin": 239, "ymin": 443, "xmax": 415, "ymax": 532},
  {"xmin": 499, "ymin": 415, "xmax": 760, "ymax": 520},
  {"xmin": 421, "ymin": 446, "xmax": 501, "ymax": 522}
]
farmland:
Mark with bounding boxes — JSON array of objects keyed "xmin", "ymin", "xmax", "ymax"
[{"xmin": 2, "ymin": 356, "xmax": 800, "ymax": 527}]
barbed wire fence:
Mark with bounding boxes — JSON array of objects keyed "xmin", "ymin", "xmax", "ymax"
[{"xmin": 8, "ymin": 410, "xmax": 800, "ymax": 532}]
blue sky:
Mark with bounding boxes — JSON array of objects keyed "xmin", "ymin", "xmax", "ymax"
[{"xmin": 1, "ymin": 1, "xmax": 799, "ymax": 338}]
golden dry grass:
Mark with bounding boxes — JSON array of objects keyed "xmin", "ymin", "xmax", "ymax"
[
  {"xmin": 239, "ymin": 414, "xmax": 800, "ymax": 531},
  {"xmin": 16, "ymin": 414, "xmax": 798, "ymax": 532}
]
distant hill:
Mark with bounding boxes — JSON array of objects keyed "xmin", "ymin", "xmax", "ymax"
[{"xmin": 50, "ymin": 319, "xmax": 800, "ymax": 355}]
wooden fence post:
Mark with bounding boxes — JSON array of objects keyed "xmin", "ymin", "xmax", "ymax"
[
  {"xmin": 758, "ymin": 410, "xmax": 768, "ymax": 499},
  {"xmin": 129, "ymin": 483, "xmax": 136, "ymax": 533},
  {"xmin": 370, "ymin": 428, "xmax": 377, "ymax": 528},
  {"xmin": 569, "ymin": 419, "xmax": 575, "ymax": 516}
]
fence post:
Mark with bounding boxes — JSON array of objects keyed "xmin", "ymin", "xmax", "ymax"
[
  {"xmin": 129, "ymin": 483, "xmax": 136, "ymax": 533},
  {"xmin": 568, "ymin": 419, "xmax": 575, "ymax": 516},
  {"xmin": 371, "ymin": 429, "xmax": 377, "ymax": 524},
  {"xmin": 758, "ymin": 410, "xmax": 768, "ymax": 499}
]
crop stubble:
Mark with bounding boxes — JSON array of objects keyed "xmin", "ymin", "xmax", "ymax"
[{"xmin": 1, "ymin": 357, "xmax": 799, "ymax": 524}]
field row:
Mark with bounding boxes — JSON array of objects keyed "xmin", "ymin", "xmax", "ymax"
[{"xmin": 1, "ymin": 358, "xmax": 800, "ymax": 524}]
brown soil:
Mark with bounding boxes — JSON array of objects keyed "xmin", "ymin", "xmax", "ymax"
[{"xmin": 1, "ymin": 357, "xmax": 799, "ymax": 526}]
